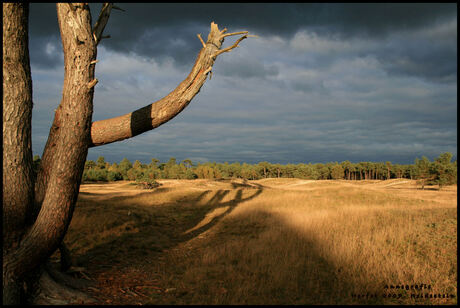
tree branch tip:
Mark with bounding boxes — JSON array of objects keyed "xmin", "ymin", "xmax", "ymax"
[
  {"xmin": 197, "ymin": 34, "xmax": 206, "ymax": 48},
  {"xmin": 112, "ymin": 4, "xmax": 125, "ymax": 12},
  {"xmin": 87, "ymin": 79, "xmax": 98, "ymax": 89},
  {"xmin": 212, "ymin": 34, "xmax": 249, "ymax": 58},
  {"xmin": 221, "ymin": 31, "xmax": 249, "ymax": 39},
  {"xmin": 101, "ymin": 3, "xmax": 112, "ymax": 10},
  {"xmin": 90, "ymin": 60, "xmax": 99, "ymax": 65},
  {"xmin": 93, "ymin": 3, "xmax": 113, "ymax": 45}
]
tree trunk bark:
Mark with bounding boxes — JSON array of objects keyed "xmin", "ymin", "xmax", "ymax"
[
  {"xmin": 3, "ymin": 2, "xmax": 34, "ymax": 252},
  {"xmin": 3, "ymin": 3, "xmax": 35, "ymax": 304}
]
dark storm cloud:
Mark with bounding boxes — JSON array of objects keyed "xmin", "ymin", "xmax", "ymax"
[
  {"xmin": 309, "ymin": 3, "xmax": 456, "ymax": 37},
  {"xmin": 376, "ymin": 22, "xmax": 457, "ymax": 83},
  {"xmin": 100, "ymin": 3, "xmax": 457, "ymax": 78},
  {"xmin": 29, "ymin": 3, "xmax": 456, "ymax": 76},
  {"xmin": 30, "ymin": 3, "xmax": 456, "ymax": 38},
  {"xmin": 88, "ymin": 3, "xmax": 456, "ymax": 38},
  {"xmin": 29, "ymin": 3, "xmax": 58, "ymax": 36}
]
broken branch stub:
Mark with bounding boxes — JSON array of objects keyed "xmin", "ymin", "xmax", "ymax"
[
  {"xmin": 92, "ymin": 3, "xmax": 112, "ymax": 45},
  {"xmin": 89, "ymin": 22, "xmax": 253, "ymax": 147}
]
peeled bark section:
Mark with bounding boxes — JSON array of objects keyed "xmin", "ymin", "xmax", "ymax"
[{"xmin": 90, "ymin": 22, "xmax": 250, "ymax": 147}]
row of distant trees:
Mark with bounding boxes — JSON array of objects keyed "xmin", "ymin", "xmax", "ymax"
[{"xmin": 32, "ymin": 152, "xmax": 457, "ymax": 189}]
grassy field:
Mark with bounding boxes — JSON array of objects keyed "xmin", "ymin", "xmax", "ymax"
[{"xmin": 56, "ymin": 178, "xmax": 457, "ymax": 304}]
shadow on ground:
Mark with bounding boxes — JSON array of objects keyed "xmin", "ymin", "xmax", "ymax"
[
  {"xmin": 63, "ymin": 181, "xmax": 428, "ymax": 305},
  {"xmin": 67, "ymin": 182, "xmax": 263, "ymax": 271}
]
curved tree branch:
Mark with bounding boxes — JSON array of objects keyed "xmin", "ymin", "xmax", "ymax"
[
  {"xmin": 92, "ymin": 3, "xmax": 112, "ymax": 45},
  {"xmin": 212, "ymin": 34, "xmax": 248, "ymax": 58},
  {"xmin": 89, "ymin": 22, "xmax": 252, "ymax": 147}
]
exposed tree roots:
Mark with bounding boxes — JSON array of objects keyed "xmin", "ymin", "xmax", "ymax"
[{"xmin": 29, "ymin": 263, "xmax": 96, "ymax": 305}]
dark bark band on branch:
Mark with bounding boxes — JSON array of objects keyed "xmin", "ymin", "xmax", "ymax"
[{"xmin": 89, "ymin": 22, "xmax": 251, "ymax": 147}]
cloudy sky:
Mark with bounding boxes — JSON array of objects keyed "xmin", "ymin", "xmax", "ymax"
[{"xmin": 28, "ymin": 3, "xmax": 457, "ymax": 165}]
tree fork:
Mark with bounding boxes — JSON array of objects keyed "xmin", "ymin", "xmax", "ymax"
[
  {"xmin": 4, "ymin": 3, "xmax": 97, "ymax": 304},
  {"xmin": 34, "ymin": 0, "xmax": 115, "ymax": 216},
  {"xmin": 32, "ymin": 1, "xmax": 114, "ymax": 276}
]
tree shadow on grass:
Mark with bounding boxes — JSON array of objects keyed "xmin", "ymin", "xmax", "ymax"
[
  {"xmin": 156, "ymin": 207, "xmax": 410, "ymax": 305},
  {"xmin": 67, "ymin": 182, "xmax": 263, "ymax": 271},
  {"xmin": 77, "ymin": 187, "xmax": 172, "ymax": 201},
  {"xmin": 180, "ymin": 184, "xmax": 264, "ymax": 242}
]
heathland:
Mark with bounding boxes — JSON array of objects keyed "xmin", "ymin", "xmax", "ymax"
[{"xmin": 54, "ymin": 178, "xmax": 457, "ymax": 305}]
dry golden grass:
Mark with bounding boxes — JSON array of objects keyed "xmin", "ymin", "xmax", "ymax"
[{"xmin": 61, "ymin": 178, "xmax": 457, "ymax": 304}]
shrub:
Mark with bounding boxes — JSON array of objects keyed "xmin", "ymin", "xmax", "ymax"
[
  {"xmin": 136, "ymin": 176, "xmax": 161, "ymax": 189},
  {"xmin": 107, "ymin": 171, "xmax": 122, "ymax": 182}
]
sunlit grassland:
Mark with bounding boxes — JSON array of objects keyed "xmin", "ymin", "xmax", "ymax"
[{"xmin": 62, "ymin": 178, "xmax": 457, "ymax": 305}]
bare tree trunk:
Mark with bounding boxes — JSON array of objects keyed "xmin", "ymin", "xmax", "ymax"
[
  {"xmin": 3, "ymin": 3, "xmax": 34, "ymax": 303},
  {"xmin": 3, "ymin": 2, "xmax": 34, "ymax": 251}
]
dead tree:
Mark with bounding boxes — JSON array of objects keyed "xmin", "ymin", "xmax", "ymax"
[{"xmin": 3, "ymin": 3, "xmax": 253, "ymax": 304}]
